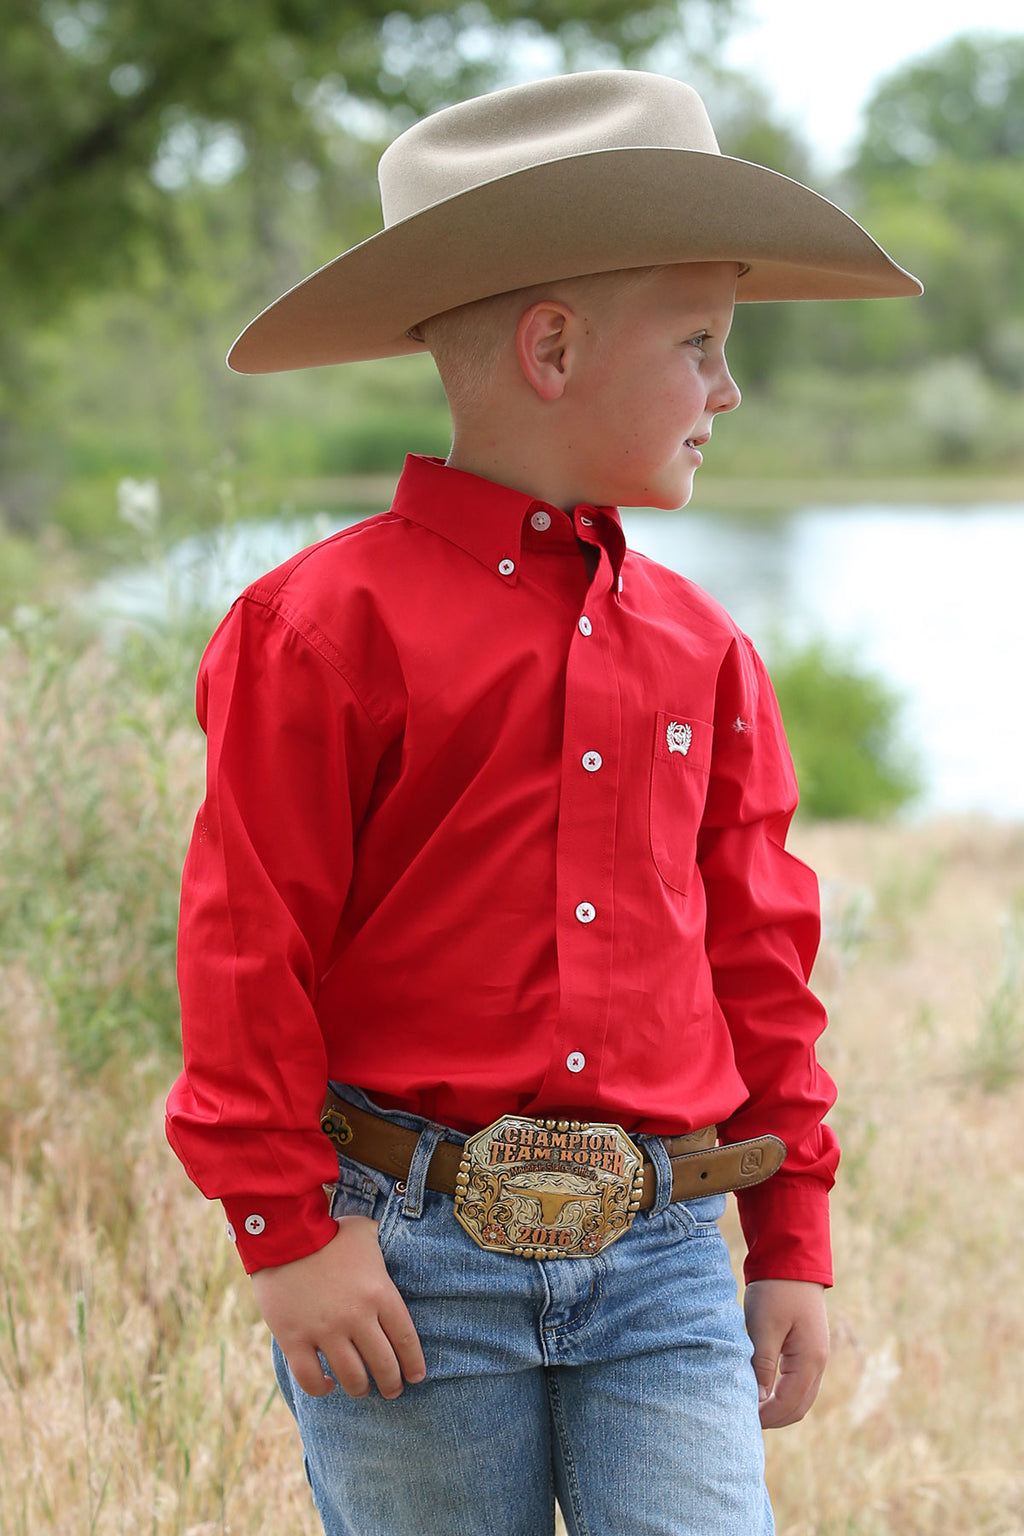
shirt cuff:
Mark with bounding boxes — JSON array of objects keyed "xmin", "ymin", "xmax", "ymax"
[
  {"xmin": 737, "ymin": 1176, "xmax": 834, "ymax": 1287},
  {"xmin": 221, "ymin": 1187, "xmax": 339, "ymax": 1274}
]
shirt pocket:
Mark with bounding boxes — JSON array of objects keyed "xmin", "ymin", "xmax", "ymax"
[{"xmin": 649, "ymin": 709, "xmax": 713, "ymax": 894}]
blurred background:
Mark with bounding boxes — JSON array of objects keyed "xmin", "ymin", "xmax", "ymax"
[
  {"xmin": 4, "ymin": 0, "xmax": 1023, "ymax": 519},
  {"xmin": 1, "ymin": 5, "xmax": 1022, "ymax": 1533},
  {"xmin": 3, "ymin": 0, "xmax": 1023, "ymax": 817}
]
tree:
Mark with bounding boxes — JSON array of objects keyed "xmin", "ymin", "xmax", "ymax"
[
  {"xmin": 0, "ymin": 0, "xmax": 737, "ymax": 329},
  {"xmin": 0, "ymin": 0, "xmax": 742, "ymax": 519},
  {"xmin": 854, "ymin": 31, "xmax": 1024, "ymax": 177},
  {"xmin": 846, "ymin": 33, "xmax": 1024, "ymax": 383}
]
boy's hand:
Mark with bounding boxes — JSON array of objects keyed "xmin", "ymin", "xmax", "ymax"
[
  {"xmin": 743, "ymin": 1278, "xmax": 829, "ymax": 1429},
  {"xmin": 251, "ymin": 1216, "xmax": 426, "ymax": 1400}
]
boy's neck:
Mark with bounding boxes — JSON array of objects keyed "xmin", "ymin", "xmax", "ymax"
[{"xmin": 446, "ymin": 431, "xmax": 602, "ymax": 515}]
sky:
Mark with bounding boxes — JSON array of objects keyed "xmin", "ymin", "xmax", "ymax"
[{"xmin": 721, "ymin": 0, "xmax": 1024, "ymax": 169}]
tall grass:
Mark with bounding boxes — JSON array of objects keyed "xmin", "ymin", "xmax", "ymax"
[
  {"xmin": 0, "ymin": 607, "xmax": 320, "ymax": 1535},
  {"xmin": 0, "ymin": 607, "xmax": 190, "ymax": 1074},
  {"xmin": 2, "ymin": 606, "xmax": 1023, "ymax": 1532},
  {"xmin": 772, "ymin": 820, "xmax": 1024, "ymax": 1534}
]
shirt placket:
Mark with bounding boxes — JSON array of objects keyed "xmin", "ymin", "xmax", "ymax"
[{"xmin": 535, "ymin": 510, "xmax": 623, "ymax": 1111}]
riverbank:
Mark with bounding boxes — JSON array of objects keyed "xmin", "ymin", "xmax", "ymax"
[
  {"xmin": 208, "ymin": 469, "xmax": 1024, "ymax": 518},
  {"xmin": 692, "ymin": 473, "xmax": 1024, "ymax": 511},
  {"xmin": 4, "ymin": 466, "xmax": 1019, "ymax": 629},
  {"xmin": 7, "ymin": 467, "xmax": 1022, "ymax": 622}
]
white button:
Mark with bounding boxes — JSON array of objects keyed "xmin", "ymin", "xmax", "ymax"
[
  {"xmin": 566, "ymin": 1051, "xmax": 586, "ymax": 1073},
  {"xmin": 244, "ymin": 1214, "xmax": 266, "ymax": 1236},
  {"xmin": 225, "ymin": 1222, "xmax": 237, "ymax": 1243},
  {"xmin": 617, "ymin": 576, "xmax": 624, "ymax": 593},
  {"xmin": 579, "ymin": 515, "xmax": 594, "ymax": 527},
  {"xmin": 575, "ymin": 901, "xmax": 596, "ymax": 924},
  {"xmin": 498, "ymin": 558, "xmax": 515, "ymax": 576},
  {"xmin": 578, "ymin": 615, "xmax": 592, "ymax": 636},
  {"xmin": 582, "ymin": 751, "xmax": 603, "ymax": 772},
  {"xmin": 530, "ymin": 510, "xmax": 551, "ymax": 531}
]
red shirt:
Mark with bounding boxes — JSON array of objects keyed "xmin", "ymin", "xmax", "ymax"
[{"xmin": 167, "ymin": 454, "xmax": 838, "ymax": 1283}]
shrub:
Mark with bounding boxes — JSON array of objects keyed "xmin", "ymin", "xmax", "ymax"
[
  {"xmin": 0, "ymin": 606, "xmax": 203, "ymax": 1075},
  {"xmin": 770, "ymin": 638, "xmax": 922, "ymax": 820}
]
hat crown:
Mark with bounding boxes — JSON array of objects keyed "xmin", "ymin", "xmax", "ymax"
[
  {"xmin": 379, "ymin": 70, "xmax": 721, "ymax": 227},
  {"xmin": 227, "ymin": 69, "xmax": 922, "ymax": 374}
]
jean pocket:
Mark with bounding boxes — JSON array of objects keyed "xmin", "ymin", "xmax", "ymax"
[
  {"xmin": 329, "ymin": 1154, "xmax": 395, "ymax": 1223},
  {"xmin": 649, "ymin": 709, "xmax": 713, "ymax": 894},
  {"xmin": 663, "ymin": 1192, "xmax": 727, "ymax": 1238}
]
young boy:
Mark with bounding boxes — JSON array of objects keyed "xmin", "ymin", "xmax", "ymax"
[{"xmin": 167, "ymin": 70, "xmax": 921, "ymax": 1536}]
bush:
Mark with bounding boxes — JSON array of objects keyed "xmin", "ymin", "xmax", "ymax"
[
  {"xmin": 770, "ymin": 639, "xmax": 922, "ymax": 820},
  {"xmin": 0, "ymin": 606, "xmax": 203, "ymax": 1075},
  {"xmin": 313, "ymin": 401, "xmax": 451, "ymax": 474}
]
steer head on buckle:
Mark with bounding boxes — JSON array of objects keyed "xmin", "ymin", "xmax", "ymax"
[{"xmin": 452, "ymin": 1114, "xmax": 645, "ymax": 1259}]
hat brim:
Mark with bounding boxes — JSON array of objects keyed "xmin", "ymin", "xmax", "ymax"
[{"xmin": 227, "ymin": 147, "xmax": 922, "ymax": 373}]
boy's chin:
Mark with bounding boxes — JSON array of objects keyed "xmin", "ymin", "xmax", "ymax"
[
  {"xmin": 635, "ymin": 478, "xmax": 696, "ymax": 512},
  {"xmin": 589, "ymin": 468, "xmax": 695, "ymax": 512}
]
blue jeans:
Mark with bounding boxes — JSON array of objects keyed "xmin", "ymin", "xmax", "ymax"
[{"xmin": 273, "ymin": 1087, "xmax": 773, "ymax": 1536}]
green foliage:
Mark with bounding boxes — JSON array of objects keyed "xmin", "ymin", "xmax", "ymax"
[
  {"xmin": 233, "ymin": 353, "xmax": 452, "ymax": 476},
  {"xmin": 0, "ymin": 0, "xmax": 737, "ymax": 526},
  {"xmin": 310, "ymin": 402, "xmax": 451, "ymax": 475},
  {"xmin": 0, "ymin": 604, "xmax": 201, "ymax": 1074},
  {"xmin": 0, "ymin": 0, "xmax": 733, "ymax": 327},
  {"xmin": 4, "ymin": 18, "xmax": 1024, "ymax": 534},
  {"xmin": 844, "ymin": 157, "xmax": 1024, "ymax": 383},
  {"xmin": 960, "ymin": 897, "xmax": 1024, "ymax": 1092},
  {"xmin": 0, "ymin": 529, "xmax": 52, "ymax": 611},
  {"xmin": 854, "ymin": 32, "xmax": 1024, "ymax": 176},
  {"xmin": 704, "ymin": 361, "xmax": 1024, "ymax": 478},
  {"xmin": 770, "ymin": 640, "xmax": 922, "ymax": 821},
  {"xmin": 836, "ymin": 32, "xmax": 1024, "ymax": 395}
]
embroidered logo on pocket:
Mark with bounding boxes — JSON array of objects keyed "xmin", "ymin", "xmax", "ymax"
[
  {"xmin": 666, "ymin": 720, "xmax": 693, "ymax": 756},
  {"xmin": 651, "ymin": 711, "xmax": 712, "ymax": 895}
]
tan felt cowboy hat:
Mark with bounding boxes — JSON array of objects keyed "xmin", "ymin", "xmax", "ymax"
[{"xmin": 228, "ymin": 69, "xmax": 922, "ymax": 373}]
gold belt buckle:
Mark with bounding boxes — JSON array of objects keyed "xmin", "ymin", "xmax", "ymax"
[{"xmin": 453, "ymin": 1114, "xmax": 644, "ymax": 1259}]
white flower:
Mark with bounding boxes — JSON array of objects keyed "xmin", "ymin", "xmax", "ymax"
[{"xmin": 116, "ymin": 477, "xmax": 161, "ymax": 534}]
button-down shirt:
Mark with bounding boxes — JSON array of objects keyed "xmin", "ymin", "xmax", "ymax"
[{"xmin": 166, "ymin": 455, "xmax": 838, "ymax": 1282}]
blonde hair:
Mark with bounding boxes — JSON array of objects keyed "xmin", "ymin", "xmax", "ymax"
[{"xmin": 418, "ymin": 266, "xmax": 663, "ymax": 414}]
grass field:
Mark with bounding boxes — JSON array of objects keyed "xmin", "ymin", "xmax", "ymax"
[{"xmin": 2, "ymin": 626, "xmax": 1023, "ymax": 1534}]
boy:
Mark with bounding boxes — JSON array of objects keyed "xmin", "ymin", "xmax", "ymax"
[{"xmin": 167, "ymin": 71, "xmax": 921, "ymax": 1535}]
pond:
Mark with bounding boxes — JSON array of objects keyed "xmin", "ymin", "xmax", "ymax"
[{"xmin": 92, "ymin": 499, "xmax": 1024, "ymax": 821}]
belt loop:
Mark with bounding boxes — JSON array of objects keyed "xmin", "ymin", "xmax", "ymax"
[
  {"xmin": 639, "ymin": 1135, "xmax": 674, "ymax": 1216},
  {"xmin": 401, "ymin": 1123, "xmax": 446, "ymax": 1219}
]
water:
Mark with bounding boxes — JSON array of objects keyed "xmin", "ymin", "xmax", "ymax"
[
  {"xmin": 92, "ymin": 500, "xmax": 1024, "ymax": 820},
  {"xmin": 626, "ymin": 504, "xmax": 1024, "ymax": 821}
]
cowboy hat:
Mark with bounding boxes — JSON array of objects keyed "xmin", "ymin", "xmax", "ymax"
[{"xmin": 227, "ymin": 69, "xmax": 922, "ymax": 374}]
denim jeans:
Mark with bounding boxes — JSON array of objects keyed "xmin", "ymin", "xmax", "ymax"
[{"xmin": 273, "ymin": 1086, "xmax": 773, "ymax": 1536}]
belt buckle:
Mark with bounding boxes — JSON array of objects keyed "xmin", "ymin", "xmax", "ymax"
[{"xmin": 453, "ymin": 1114, "xmax": 644, "ymax": 1259}]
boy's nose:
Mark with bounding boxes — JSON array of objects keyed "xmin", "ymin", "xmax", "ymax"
[{"xmin": 711, "ymin": 363, "xmax": 742, "ymax": 416}]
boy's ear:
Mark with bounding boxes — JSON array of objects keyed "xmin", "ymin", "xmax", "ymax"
[{"xmin": 515, "ymin": 300, "xmax": 575, "ymax": 401}]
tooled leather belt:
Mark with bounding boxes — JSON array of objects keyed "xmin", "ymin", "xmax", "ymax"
[{"xmin": 321, "ymin": 1090, "xmax": 785, "ymax": 1260}]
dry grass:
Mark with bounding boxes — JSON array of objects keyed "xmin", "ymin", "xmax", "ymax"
[
  {"xmin": 764, "ymin": 819, "xmax": 1024, "ymax": 1535},
  {"xmin": 2, "ymin": 621, "xmax": 1023, "ymax": 1533}
]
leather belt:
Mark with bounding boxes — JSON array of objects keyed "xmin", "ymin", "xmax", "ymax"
[{"xmin": 321, "ymin": 1091, "xmax": 785, "ymax": 1220}]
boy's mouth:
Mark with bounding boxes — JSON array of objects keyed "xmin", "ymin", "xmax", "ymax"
[{"xmin": 684, "ymin": 432, "xmax": 711, "ymax": 449}]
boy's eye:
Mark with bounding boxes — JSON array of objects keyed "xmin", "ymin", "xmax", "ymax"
[{"xmin": 685, "ymin": 331, "xmax": 710, "ymax": 352}]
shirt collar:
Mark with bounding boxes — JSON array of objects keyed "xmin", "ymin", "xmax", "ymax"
[{"xmin": 391, "ymin": 455, "xmax": 625, "ymax": 589}]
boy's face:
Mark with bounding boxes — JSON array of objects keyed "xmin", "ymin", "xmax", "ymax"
[{"xmin": 567, "ymin": 261, "xmax": 741, "ymax": 511}]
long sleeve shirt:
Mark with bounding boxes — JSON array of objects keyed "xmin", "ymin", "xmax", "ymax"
[{"xmin": 166, "ymin": 453, "xmax": 838, "ymax": 1282}]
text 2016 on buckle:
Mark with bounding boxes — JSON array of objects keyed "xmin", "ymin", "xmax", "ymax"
[{"xmin": 452, "ymin": 1114, "xmax": 644, "ymax": 1259}]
